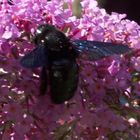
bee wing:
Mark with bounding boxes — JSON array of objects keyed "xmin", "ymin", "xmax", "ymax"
[
  {"xmin": 39, "ymin": 66, "xmax": 48, "ymax": 95},
  {"xmin": 20, "ymin": 45, "xmax": 48, "ymax": 68},
  {"xmin": 73, "ymin": 40, "xmax": 131, "ymax": 61}
]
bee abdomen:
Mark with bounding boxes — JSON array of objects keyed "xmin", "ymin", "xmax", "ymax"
[{"xmin": 49, "ymin": 60, "xmax": 79, "ymax": 104}]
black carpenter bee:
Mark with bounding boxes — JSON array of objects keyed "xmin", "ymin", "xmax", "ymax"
[{"xmin": 20, "ymin": 24, "xmax": 131, "ymax": 104}]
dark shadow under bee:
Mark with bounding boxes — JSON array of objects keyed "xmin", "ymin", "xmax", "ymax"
[{"xmin": 20, "ymin": 24, "xmax": 131, "ymax": 104}]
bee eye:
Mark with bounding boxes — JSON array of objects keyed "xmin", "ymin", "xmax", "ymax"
[{"xmin": 36, "ymin": 29, "xmax": 42, "ymax": 34}]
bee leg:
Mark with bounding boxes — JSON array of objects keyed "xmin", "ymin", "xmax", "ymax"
[{"xmin": 39, "ymin": 66, "xmax": 48, "ymax": 95}]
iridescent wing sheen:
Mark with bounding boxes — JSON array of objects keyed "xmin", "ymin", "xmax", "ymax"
[
  {"xmin": 20, "ymin": 45, "xmax": 48, "ymax": 68},
  {"xmin": 72, "ymin": 40, "xmax": 131, "ymax": 60}
]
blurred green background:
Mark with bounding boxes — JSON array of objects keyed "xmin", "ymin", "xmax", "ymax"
[{"xmin": 72, "ymin": 0, "xmax": 140, "ymax": 24}]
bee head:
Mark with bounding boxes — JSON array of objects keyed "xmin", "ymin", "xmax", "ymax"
[{"xmin": 34, "ymin": 24, "xmax": 71, "ymax": 52}]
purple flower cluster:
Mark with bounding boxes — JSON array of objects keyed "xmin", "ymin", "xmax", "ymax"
[{"xmin": 0, "ymin": 0, "xmax": 140, "ymax": 139}]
